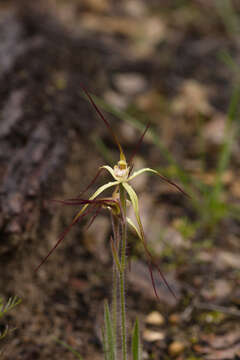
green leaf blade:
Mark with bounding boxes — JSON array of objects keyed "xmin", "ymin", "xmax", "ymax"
[
  {"xmin": 55, "ymin": 338, "xmax": 83, "ymax": 360},
  {"xmin": 104, "ymin": 300, "xmax": 116, "ymax": 360},
  {"xmin": 132, "ymin": 319, "xmax": 141, "ymax": 360}
]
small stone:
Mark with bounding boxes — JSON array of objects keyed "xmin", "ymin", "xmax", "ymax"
[
  {"xmin": 203, "ymin": 114, "xmax": 226, "ymax": 145},
  {"xmin": 104, "ymin": 90, "xmax": 128, "ymax": 110},
  {"xmin": 172, "ymin": 80, "xmax": 212, "ymax": 116},
  {"xmin": 231, "ymin": 180, "xmax": 240, "ymax": 198},
  {"xmin": 168, "ymin": 341, "xmax": 185, "ymax": 356},
  {"xmin": 82, "ymin": 0, "xmax": 110, "ymax": 12},
  {"xmin": 124, "ymin": 0, "xmax": 147, "ymax": 17},
  {"xmin": 112, "ymin": 73, "xmax": 148, "ymax": 96},
  {"xmin": 145, "ymin": 311, "xmax": 165, "ymax": 326},
  {"xmin": 143, "ymin": 329, "xmax": 165, "ymax": 342},
  {"xmin": 169, "ymin": 313, "xmax": 181, "ymax": 325}
]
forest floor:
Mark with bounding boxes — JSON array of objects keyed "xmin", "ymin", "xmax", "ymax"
[{"xmin": 1, "ymin": 1, "xmax": 240, "ymax": 359}]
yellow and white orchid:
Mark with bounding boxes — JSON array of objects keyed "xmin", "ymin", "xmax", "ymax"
[{"xmin": 35, "ymin": 87, "xmax": 188, "ymax": 299}]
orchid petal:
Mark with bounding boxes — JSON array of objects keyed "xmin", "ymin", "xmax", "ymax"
[
  {"xmin": 126, "ymin": 217, "xmax": 142, "ymax": 241},
  {"xmin": 123, "ymin": 182, "xmax": 176, "ymax": 299},
  {"xmin": 128, "ymin": 168, "xmax": 157, "ymax": 181},
  {"xmin": 73, "ymin": 181, "xmax": 119, "ymax": 222},
  {"xmin": 101, "ymin": 165, "xmax": 119, "ymax": 181},
  {"xmin": 122, "ymin": 182, "xmax": 143, "ymax": 237},
  {"xmin": 128, "ymin": 168, "xmax": 189, "ymax": 197}
]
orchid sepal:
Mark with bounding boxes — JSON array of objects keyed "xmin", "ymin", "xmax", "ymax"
[
  {"xmin": 101, "ymin": 165, "xmax": 119, "ymax": 181},
  {"xmin": 73, "ymin": 180, "xmax": 120, "ymax": 222},
  {"xmin": 128, "ymin": 167, "xmax": 189, "ymax": 197}
]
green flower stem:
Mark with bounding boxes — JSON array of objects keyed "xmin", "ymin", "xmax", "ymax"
[
  {"xmin": 112, "ymin": 264, "xmax": 118, "ymax": 357},
  {"xmin": 119, "ymin": 184, "xmax": 127, "ymax": 360},
  {"xmin": 110, "ymin": 213, "xmax": 119, "ymax": 357}
]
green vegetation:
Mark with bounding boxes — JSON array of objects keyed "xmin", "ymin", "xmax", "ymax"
[{"xmin": 0, "ymin": 296, "xmax": 21, "ymax": 356}]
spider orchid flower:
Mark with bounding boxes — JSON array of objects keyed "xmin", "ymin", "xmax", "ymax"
[{"xmin": 35, "ymin": 87, "xmax": 189, "ymax": 299}]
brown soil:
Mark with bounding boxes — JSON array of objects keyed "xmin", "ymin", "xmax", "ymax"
[{"xmin": 1, "ymin": 1, "xmax": 240, "ymax": 359}]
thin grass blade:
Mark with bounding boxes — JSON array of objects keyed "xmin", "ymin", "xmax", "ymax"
[
  {"xmin": 132, "ymin": 319, "xmax": 141, "ymax": 360},
  {"xmin": 104, "ymin": 300, "xmax": 116, "ymax": 360},
  {"xmin": 102, "ymin": 328, "xmax": 109, "ymax": 360},
  {"xmin": 55, "ymin": 338, "xmax": 83, "ymax": 359}
]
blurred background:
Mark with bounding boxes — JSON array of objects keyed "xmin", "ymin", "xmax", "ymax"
[{"xmin": 0, "ymin": 0, "xmax": 240, "ymax": 359}]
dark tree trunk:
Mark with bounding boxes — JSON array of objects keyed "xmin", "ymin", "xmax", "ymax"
[{"xmin": 0, "ymin": 6, "xmax": 109, "ymax": 259}]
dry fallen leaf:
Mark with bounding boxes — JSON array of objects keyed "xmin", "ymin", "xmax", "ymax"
[
  {"xmin": 196, "ymin": 330, "xmax": 240, "ymax": 360},
  {"xmin": 172, "ymin": 79, "xmax": 213, "ymax": 117},
  {"xmin": 217, "ymin": 251, "xmax": 240, "ymax": 270},
  {"xmin": 169, "ymin": 313, "xmax": 181, "ymax": 325},
  {"xmin": 80, "ymin": 14, "xmax": 166, "ymax": 57},
  {"xmin": 80, "ymin": 14, "xmax": 143, "ymax": 37}
]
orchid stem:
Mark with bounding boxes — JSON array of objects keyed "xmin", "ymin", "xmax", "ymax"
[
  {"xmin": 110, "ymin": 214, "xmax": 119, "ymax": 357},
  {"xmin": 119, "ymin": 184, "xmax": 127, "ymax": 360},
  {"xmin": 112, "ymin": 262, "xmax": 118, "ymax": 357}
]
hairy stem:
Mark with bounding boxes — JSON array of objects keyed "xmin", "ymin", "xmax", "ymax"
[
  {"xmin": 119, "ymin": 184, "xmax": 127, "ymax": 360},
  {"xmin": 110, "ymin": 213, "xmax": 119, "ymax": 357}
]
